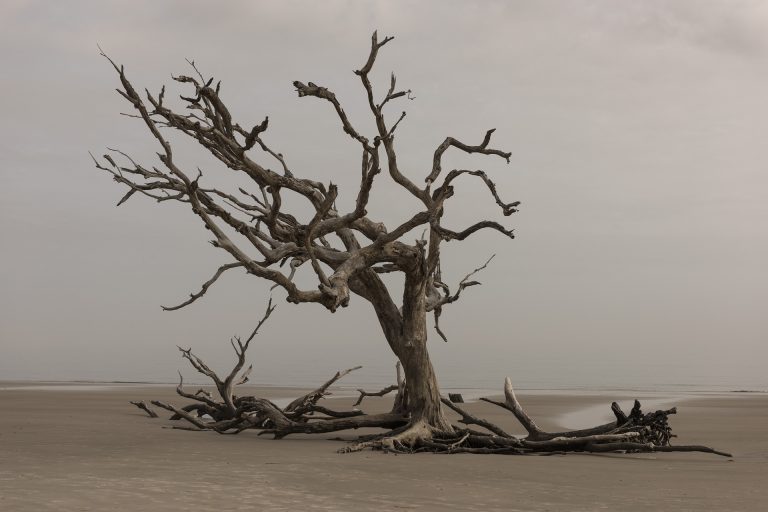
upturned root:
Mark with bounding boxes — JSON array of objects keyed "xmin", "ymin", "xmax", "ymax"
[
  {"xmin": 340, "ymin": 420, "xmax": 439, "ymax": 454},
  {"xmin": 340, "ymin": 422, "xmax": 525, "ymax": 455},
  {"xmin": 423, "ymin": 378, "xmax": 732, "ymax": 458},
  {"xmin": 336, "ymin": 377, "xmax": 732, "ymax": 457}
]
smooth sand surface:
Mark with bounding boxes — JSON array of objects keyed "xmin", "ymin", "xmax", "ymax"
[{"xmin": 1, "ymin": 383, "xmax": 766, "ymax": 511}]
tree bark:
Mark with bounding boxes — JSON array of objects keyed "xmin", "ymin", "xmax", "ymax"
[
  {"xmin": 397, "ymin": 340, "xmax": 451, "ymax": 431},
  {"xmin": 360, "ymin": 263, "xmax": 452, "ymax": 433}
]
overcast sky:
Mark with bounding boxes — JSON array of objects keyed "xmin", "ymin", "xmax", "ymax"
[{"xmin": 1, "ymin": 0, "xmax": 766, "ymax": 391}]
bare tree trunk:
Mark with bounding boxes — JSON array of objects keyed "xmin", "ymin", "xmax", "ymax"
[
  {"xmin": 362, "ymin": 265, "xmax": 452, "ymax": 433},
  {"xmin": 397, "ymin": 337, "xmax": 451, "ymax": 431}
]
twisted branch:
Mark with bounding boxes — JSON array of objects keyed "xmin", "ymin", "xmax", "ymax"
[{"xmin": 427, "ymin": 128, "xmax": 511, "ymax": 185}]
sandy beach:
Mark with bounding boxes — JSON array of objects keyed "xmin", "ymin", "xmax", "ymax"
[{"xmin": 0, "ymin": 383, "xmax": 766, "ymax": 511}]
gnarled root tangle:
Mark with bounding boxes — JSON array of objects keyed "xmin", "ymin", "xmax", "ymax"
[
  {"xmin": 421, "ymin": 377, "xmax": 732, "ymax": 457},
  {"xmin": 340, "ymin": 419, "xmax": 441, "ymax": 454},
  {"xmin": 132, "ymin": 347, "xmax": 731, "ymax": 457},
  {"xmin": 132, "ymin": 351, "xmax": 731, "ymax": 457},
  {"xmin": 130, "ymin": 302, "xmax": 729, "ymax": 457},
  {"xmin": 333, "ymin": 377, "xmax": 731, "ymax": 457}
]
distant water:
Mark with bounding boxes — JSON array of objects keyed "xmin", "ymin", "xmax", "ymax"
[
  {"xmin": 3, "ymin": 355, "xmax": 765, "ymax": 394},
  {"xmin": 226, "ymin": 360, "xmax": 768, "ymax": 394},
  {"xmin": 229, "ymin": 350, "xmax": 766, "ymax": 394},
  {"xmin": 0, "ymin": 383, "xmax": 171, "ymax": 392}
]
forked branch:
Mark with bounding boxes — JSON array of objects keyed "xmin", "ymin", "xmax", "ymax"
[{"xmin": 427, "ymin": 128, "xmax": 511, "ymax": 185}]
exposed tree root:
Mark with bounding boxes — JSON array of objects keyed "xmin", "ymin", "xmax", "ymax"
[
  {"xmin": 398, "ymin": 378, "xmax": 732, "ymax": 458},
  {"xmin": 340, "ymin": 420, "xmax": 437, "ymax": 453},
  {"xmin": 337, "ymin": 378, "xmax": 731, "ymax": 457},
  {"xmin": 133, "ymin": 302, "xmax": 410, "ymax": 437},
  {"xmin": 131, "ymin": 305, "xmax": 730, "ymax": 458}
]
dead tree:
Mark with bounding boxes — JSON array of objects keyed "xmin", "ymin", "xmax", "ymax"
[
  {"xmin": 100, "ymin": 32, "xmax": 727, "ymax": 456},
  {"xmin": 96, "ymin": 31, "xmax": 515, "ymax": 445}
]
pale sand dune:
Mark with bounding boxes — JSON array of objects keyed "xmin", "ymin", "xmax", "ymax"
[{"xmin": 0, "ymin": 384, "xmax": 766, "ymax": 511}]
